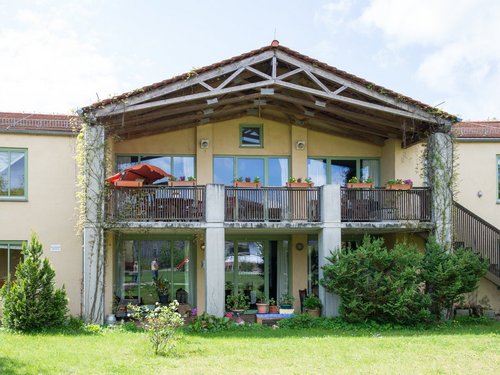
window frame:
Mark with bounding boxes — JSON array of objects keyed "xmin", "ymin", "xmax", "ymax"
[
  {"xmin": 0, "ymin": 240, "xmax": 24, "ymax": 284},
  {"xmin": 213, "ymin": 155, "xmax": 290, "ymax": 186},
  {"xmin": 115, "ymin": 154, "xmax": 196, "ymax": 178},
  {"xmin": 0, "ymin": 148, "xmax": 28, "ymax": 201},
  {"xmin": 307, "ymin": 156, "xmax": 380, "ymax": 186},
  {"xmin": 239, "ymin": 124, "xmax": 264, "ymax": 148},
  {"xmin": 497, "ymin": 155, "xmax": 500, "ymax": 203}
]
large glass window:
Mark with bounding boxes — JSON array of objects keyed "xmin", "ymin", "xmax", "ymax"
[
  {"xmin": 214, "ymin": 157, "xmax": 289, "ymax": 186},
  {"xmin": 225, "ymin": 239, "xmax": 289, "ymax": 310},
  {"xmin": 116, "ymin": 155, "xmax": 195, "ymax": 182},
  {"xmin": 308, "ymin": 157, "xmax": 379, "ymax": 186},
  {"xmin": 116, "ymin": 238, "xmax": 195, "ymax": 306},
  {"xmin": 0, "ymin": 241, "xmax": 23, "ymax": 287},
  {"xmin": 0, "ymin": 148, "xmax": 27, "ymax": 199}
]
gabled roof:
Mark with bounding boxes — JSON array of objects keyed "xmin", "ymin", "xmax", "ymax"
[
  {"xmin": 83, "ymin": 41, "xmax": 456, "ymax": 147},
  {"xmin": 453, "ymin": 121, "xmax": 500, "ymax": 139},
  {"xmin": 0, "ymin": 112, "xmax": 79, "ymax": 134}
]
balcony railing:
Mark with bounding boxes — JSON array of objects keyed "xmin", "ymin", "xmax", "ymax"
[
  {"xmin": 108, "ymin": 186, "xmax": 205, "ymax": 222},
  {"xmin": 225, "ymin": 187, "xmax": 321, "ymax": 222},
  {"xmin": 340, "ymin": 187, "xmax": 431, "ymax": 222}
]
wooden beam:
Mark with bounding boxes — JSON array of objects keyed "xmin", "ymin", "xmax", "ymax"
[
  {"xmin": 199, "ymin": 81, "xmax": 214, "ymax": 91},
  {"xmin": 93, "ymin": 50, "xmax": 275, "ymax": 117},
  {"xmin": 304, "ymin": 70, "xmax": 332, "ymax": 94},
  {"xmin": 277, "ymin": 67, "xmax": 303, "ymax": 80},
  {"xmin": 271, "ymin": 56, "xmax": 277, "ymax": 79},
  {"xmin": 217, "ymin": 67, "xmax": 245, "ymax": 90},
  {"xmin": 245, "ymin": 66, "xmax": 272, "ymax": 80}
]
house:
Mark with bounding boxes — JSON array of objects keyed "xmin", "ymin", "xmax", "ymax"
[
  {"xmin": 452, "ymin": 121, "xmax": 500, "ymax": 311},
  {"xmin": 78, "ymin": 41, "xmax": 460, "ymax": 322},
  {"xmin": 0, "ymin": 112, "xmax": 82, "ymax": 316}
]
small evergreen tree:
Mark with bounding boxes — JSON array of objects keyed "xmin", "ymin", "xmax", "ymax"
[
  {"xmin": 0, "ymin": 233, "xmax": 68, "ymax": 331},
  {"xmin": 422, "ymin": 238, "xmax": 488, "ymax": 320}
]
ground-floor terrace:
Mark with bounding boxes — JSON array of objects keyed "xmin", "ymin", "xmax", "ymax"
[{"xmin": 98, "ymin": 183, "xmax": 434, "ymax": 319}]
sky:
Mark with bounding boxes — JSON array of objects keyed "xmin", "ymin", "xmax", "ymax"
[{"xmin": 0, "ymin": 0, "xmax": 499, "ymax": 121}]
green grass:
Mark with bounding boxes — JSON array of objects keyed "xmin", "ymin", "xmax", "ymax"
[{"xmin": 0, "ymin": 320, "xmax": 499, "ymax": 374}]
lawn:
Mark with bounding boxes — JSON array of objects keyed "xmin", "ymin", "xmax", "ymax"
[{"xmin": 0, "ymin": 320, "xmax": 499, "ymax": 374}]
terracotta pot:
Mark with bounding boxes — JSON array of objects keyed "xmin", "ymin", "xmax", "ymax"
[
  {"xmin": 286, "ymin": 182, "xmax": 313, "ymax": 188},
  {"xmin": 256, "ymin": 303, "xmax": 269, "ymax": 314},
  {"xmin": 385, "ymin": 184, "xmax": 412, "ymax": 190},
  {"xmin": 269, "ymin": 305, "xmax": 279, "ymax": 314},
  {"xmin": 346, "ymin": 183, "xmax": 373, "ymax": 188},
  {"xmin": 305, "ymin": 308, "xmax": 321, "ymax": 317},
  {"xmin": 168, "ymin": 180, "xmax": 196, "ymax": 186},
  {"xmin": 233, "ymin": 182, "xmax": 262, "ymax": 188}
]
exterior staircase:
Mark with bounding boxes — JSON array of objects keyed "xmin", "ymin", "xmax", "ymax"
[{"xmin": 453, "ymin": 202, "xmax": 500, "ymax": 287}]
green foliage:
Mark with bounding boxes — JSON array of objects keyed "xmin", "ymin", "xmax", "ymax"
[
  {"xmin": 129, "ymin": 301, "xmax": 184, "ymax": 356},
  {"xmin": 0, "ymin": 234, "xmax": 68, "ymax": 331},
  {"xmin": 320, "ymin": 236, "xmax": 431, "ymax": 325},
  {"xmin": 188, "ymin": 312, "xmax": 235, "ymax": 332},
  {"xmin": 226, "ymin": 292, "xmax": 249, "ymax": 311},
  {"xmin": 303, "ymin": 294, "xmax": 322, "ymax": 309},
  {"xmin": 421, "ymin": 238, "xmax": 488, "ymax": 320}
]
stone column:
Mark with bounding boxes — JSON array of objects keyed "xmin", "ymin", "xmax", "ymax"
[
  {"xmin": 318, "ymin": 184, "xmax": 342, "ymax": 317},
  {"xmin": 82, "ymin": 123, "xmax": 106, "ymax": 323},
  {"xmin": 427, "ymin": 132, "xmax": 454, "ymax": 252},
  {"xmin": 204, "ymin": 184, "xmax": 225, "ymax": 316}
]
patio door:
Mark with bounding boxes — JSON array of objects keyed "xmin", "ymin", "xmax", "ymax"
[{"xmin": 224, "ymin": 238, "xmax": 289, "ymax": 310}]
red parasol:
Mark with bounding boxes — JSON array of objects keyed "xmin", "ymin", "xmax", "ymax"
[{"xmin": 106, "ymin": 163, "xmax": 172, "ymax": 185}]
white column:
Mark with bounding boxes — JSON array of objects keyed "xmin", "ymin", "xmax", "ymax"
[
  {"xmin": 82, "ymin": 123, "xmax": 106, "ymax": 323},
  {"xmin": 204, "ymin": 184, "xmax": 225, "ymax": 316},
  {"xmin": 427, "ymin": 132, "xmax": 454, "ymax": 252},
  {"xmin": 318, "ymin": 185, "xmax": 342, "ymax": 317}
]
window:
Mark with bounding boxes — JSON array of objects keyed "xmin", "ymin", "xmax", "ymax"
[
  {"xmin": 116, "ymin": 155, "xmax": 195, "ymax": 182},
  {"xmin": 0, "ymin": 148, "xmax": 27, "ymax": 200},
  {"xmin": 213, "ymin": 156, "xmax": 289, "ymax": 186},
  {"xmin": 308, "ymin": 157, "xmax": 380, "ymax": 186},
  {"xmin": 497, "ymin": 156, "xmax": 500, "ymax": 202},
  {"xmin": 0, "ymin": 241, "xmax": 23, "ymax": 287},
  {"xmin": 240, "ymin": 124, "xmax": 263, "ymax": 148}
]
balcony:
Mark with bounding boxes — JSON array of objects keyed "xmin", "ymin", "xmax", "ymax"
[{"xmin": 106, "ymin": 185, "xmax": 431, "ymax": 226}]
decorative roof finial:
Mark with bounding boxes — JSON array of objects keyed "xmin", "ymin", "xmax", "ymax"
[{"xmin": 271, "ymin": 40, "xmax": 280, "ymax": 47}]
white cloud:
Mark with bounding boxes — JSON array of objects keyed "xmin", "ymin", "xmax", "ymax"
[
  {"xmin": 0, "ymin": 4, "xmax": 121, "ymax": 113},
  {"xmin": 314, "ymin": 0, "xmax": 354, "ymax": 30},
  {"xmin": 357, "ymin": 0, "xmax": 500, "ymax": 119}
]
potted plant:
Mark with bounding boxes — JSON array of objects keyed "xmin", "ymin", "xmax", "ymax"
[
  {"xmin": 168, "ymin": 175, "xmax": 197, "ymax": 186},
  {"xmin": 255, "ymin": 292, "xmax": 268, "ymax": 314},
  {"xmin": 233, "ymin": 176, "xmax": 261, "ymax": 188},
  {"xmin": 279, "ymin": 293, "xmax": 295, "ymax": 314},
  {"xmin": 286, "ymin": 177, "xmax": 313, "ymax": 187},
  {"xmin": 303, "ymin": 294, "xmax": 322, "ymax": 317},
  {"xmin": 155, "ymin": 277, "xmax": 170, "ymax": 304},
  {"xmin": 479, "ymin": 296, "xmax": 496, "ymax": 319},
  {"xmin": 268, "ymin": 298, "xmax": 279, "ymax": 314},
  {"xmin": 226, "ymin": 292, "xmax": 250, "ymax": 312},
  {"xmin": 346, "ymin": 176, "xmax": 374, "ymax": 189},
  {"xmin": 454, "ymin": 302, "xmax": 470, "ymax": 317},
  {"xmin": 385, "ymin": 178, "xmax": 413, "ymax": 190}
]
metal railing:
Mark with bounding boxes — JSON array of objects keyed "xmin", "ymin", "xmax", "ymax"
[
  {"xmin": 108, "ymin": 186, "xmax": 205, "ymax": 222},
  {"xmin": 340, "ymin": 187, "xmax": 431, "ymax": 222},
  {"xmin": 453, "ymin": 202, "xmax": 500, "ymax": 278},
  {"xmin": 225, "ymin": 187, "xmax": 321, "ymax": 222}
]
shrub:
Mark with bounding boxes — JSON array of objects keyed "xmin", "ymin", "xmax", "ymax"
[
  {"xmin": 320, "ymin": 236, "xmax": 431, "ymax": 325},
  {"xmin": 422, "ymin": 238, "xmax": 488, "ymax": 320},
  {"xmin": 188, "ymin": 312, "xmax": 235, "ymax": 332},
  {"xmin": 129, "ymin": 301, "xmax": 184, "ymax": 355},
  {"xmin": 0, "ymin": 234, "xmax": 68, "ymax": 331}
]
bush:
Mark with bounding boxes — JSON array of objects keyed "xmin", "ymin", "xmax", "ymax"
[
  {"xmin": 0, "ymin": 234, "xmax": 68, "ymax": 331},
  {"xmin": 129, "ymin": 301, "xmax": 184, "ymax": 355},
  {"xmin": 320, "ymin": 236, "xmax": 431, "ymax": 325},
  {"xmin": 188, "ymin": 312, "xmax": 235, "ymax": 332},
  {"xmin": 422, "ymin": 238, "xmax": 488, "ymax": 320}
]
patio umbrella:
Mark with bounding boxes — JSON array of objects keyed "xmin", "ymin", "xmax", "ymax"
[{"xmin": 106, "ymin": 163, "xmax": 172, "ymax": 185}]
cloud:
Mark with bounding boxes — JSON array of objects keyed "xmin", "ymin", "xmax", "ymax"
[
  {"xmin": 0, "ymin": 4, "xmax": 121, "ymax": 113},
  {"xmin": 314, "ymin": 0, "xmax": 354, "ymax": 30},
  {"xmin": 357, "ymin": 0, "xmax": 500, "ymax": 119}
]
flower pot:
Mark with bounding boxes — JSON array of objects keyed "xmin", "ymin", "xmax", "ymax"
[
  {"xmin": 168, "ymin": 180, "xmax": 196, "ymax": 186},
  {"xmin": 279, "ymin": 308, "xmax": 294, "ymax": 314},
  {"xmin": 305, "ymin": 308, "xmax": 321, "ymax": 317},
  {"xmin": 256, "ymin": 303, "xmax": 269, "ymax": 314},
  {"xmin": 346, "ymin": 183, "xmax": 373, "ymax": 188},
  {"xmin": 269, "ymin": 305, "xmax": 279, "ymax": 314},
  {"xmin": 455, "ymin": 308, "xmax": 470, "ymax": 317},
  {"xmin": 158, "ymin": 294, "xmax": 168, "ymax": 304},
  {"xmin": 385, "ymin": 184, "xmax": 412, "ymax": 190},
  {"xmin": 233, "ymin": 182, "xmax": 262, "ymax": 188},
  {"xmin": 286, "ymin": 182, "xmax": 313, "ymax": 188},
  {"xmin": 483, "ymin": 309, "xmax": 496, "ymax": 319}
]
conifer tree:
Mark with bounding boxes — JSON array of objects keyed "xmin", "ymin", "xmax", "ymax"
[{"xmin": 0, "ymin": 233, "xmax": 68, "ymax": 331}]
